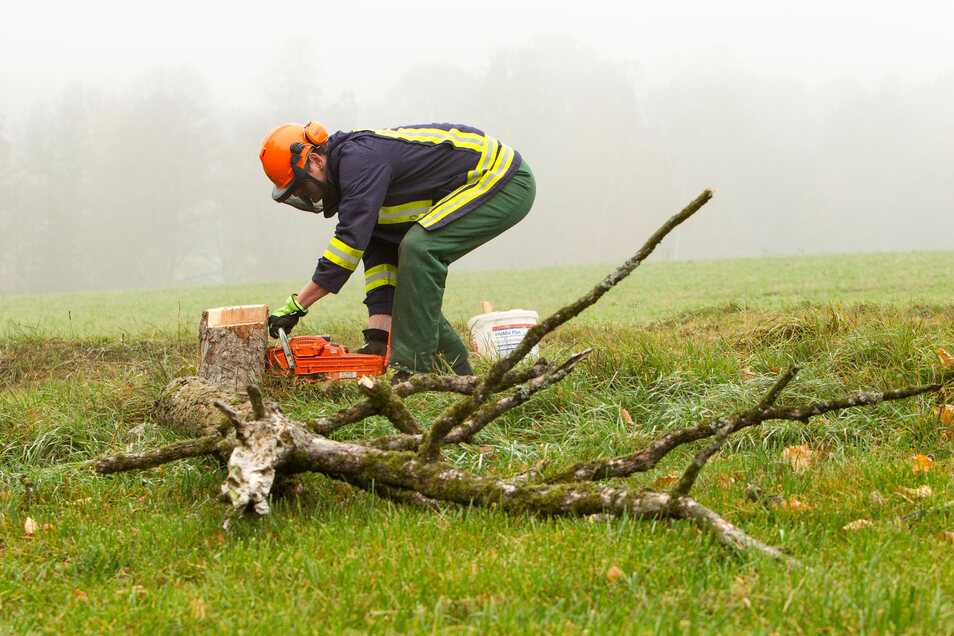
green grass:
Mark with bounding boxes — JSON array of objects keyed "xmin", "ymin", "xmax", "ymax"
[
  {"xmin": 2, "ymin": 253, "xmax": 954, "ymax": 633},
  {"xmin": 3, "ymin": 249, "xmax": 953, "ymax": 337}
]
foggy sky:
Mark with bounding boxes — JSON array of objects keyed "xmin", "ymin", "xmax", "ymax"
[
  {"xmin": 5, "ymin": 1, "xmax": 954, "ymax": 118},
  {"xmin": 2, "ymin": 1, "xmax": 954, "ymax": 295}
]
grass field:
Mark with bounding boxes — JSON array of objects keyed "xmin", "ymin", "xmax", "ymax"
[
  {"xmin": 2, "ymin": 250, "xmax": 954, "ymax": 633},
  {"xmin": 3, "ymin": 249, "xmax": 953, "ymax": 337}
]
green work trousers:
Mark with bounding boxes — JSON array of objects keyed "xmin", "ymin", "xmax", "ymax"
[{"xmin": 389, "ymin": 160, "xmax": 536, "ymax": 374}]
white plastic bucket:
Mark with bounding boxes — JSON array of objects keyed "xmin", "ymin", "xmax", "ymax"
[{"xmin": 467, "ymin": 309, "xmax": 539, "ymax": 359}]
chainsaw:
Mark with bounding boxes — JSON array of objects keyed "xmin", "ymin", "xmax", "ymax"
[{"xmin": 267, "ymin": 327, "xmax": 387, "ymax": 381}]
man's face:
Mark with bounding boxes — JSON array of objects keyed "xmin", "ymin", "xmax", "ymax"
[{"xmin": 293, "ymin": 179, "xmax": 324, "ymax": 206}]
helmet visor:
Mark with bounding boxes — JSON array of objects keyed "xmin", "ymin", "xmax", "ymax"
[
  {"xmin": 272, "ymin": 179, "xmax": 302, "ymax": 203},
  {"xmin": 272, "ymin": 141, "xmax": 315, "ymax": 203}
]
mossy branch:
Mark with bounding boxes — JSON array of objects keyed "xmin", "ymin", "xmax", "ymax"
[
  {"xmin": 99, "ymin": 189, "xmax": 954, "ymax": 568},
  {"xmin": 308, "ymin": 359, "xmax": 551, "ymax": 436},
  {"xmin": 94, "ymin": 435, "xmax": 227, "ymax": 474},
  {"xmin": 356, "ymin": 375, "xmax": 422, "ymax": 435},
  {"xmin": 545, "ymin": 374, "xmax": 951, "ymax": 484},
  {"xmin": 475, "ymin": 188, "xmax": 713, "ymax": 398}
]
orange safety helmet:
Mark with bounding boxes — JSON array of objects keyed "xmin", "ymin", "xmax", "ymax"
[{"xmin": 259, "ymin": 122, "xmax": 330, "ymax": 203}]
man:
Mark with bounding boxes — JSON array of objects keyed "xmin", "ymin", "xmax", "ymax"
[{"xmin": 259, "ymin": 122, "xmax": 535, "ymax": 381}]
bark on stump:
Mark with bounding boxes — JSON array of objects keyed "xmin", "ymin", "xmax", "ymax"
[{"xmin": 198, "ymin": 305, "xmax": 268, "ymax": 387}]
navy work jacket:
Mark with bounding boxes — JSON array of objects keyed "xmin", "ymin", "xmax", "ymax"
[{"xmin": 312, "ymin": 123, "xmax": 521, "ymax": 293}]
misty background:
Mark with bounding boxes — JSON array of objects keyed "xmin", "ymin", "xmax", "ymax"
[{"xmin": 2, "ymin": 2, "xmax": 953, "ymax": 296}]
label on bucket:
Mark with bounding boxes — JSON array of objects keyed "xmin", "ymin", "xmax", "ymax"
[
  {"xmin": 468, "ymin": 309, "xmax": 539, "ymax": 359},
  {"xmin": 491, "ymin": 324, "xmax": 535, "ymax": 356}
]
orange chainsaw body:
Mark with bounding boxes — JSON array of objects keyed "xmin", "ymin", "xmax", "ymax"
[{"xmin": 267, "ymin": 335, "xmax": 387, "ymax": 380}]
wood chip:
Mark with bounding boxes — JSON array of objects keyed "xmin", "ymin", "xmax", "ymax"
[
  {"xmin": 842, "ymin": 519, "xmax": 872, "ymax": 531},
  {"xmin": 898, "ymin": 485, "xmax": 933, "ymax": 499}
]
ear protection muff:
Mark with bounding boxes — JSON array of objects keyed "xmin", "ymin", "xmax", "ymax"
[{"xmin": 303, "ymin": 121, "xmax": 329, "ymax": 146}]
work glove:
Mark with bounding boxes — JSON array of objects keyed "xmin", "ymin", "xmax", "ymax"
[
  {"xmin": 355, "ymin": 328, "xmax": 389, "ymax": 357},
  {"xmin": 268, "ymin": 294, "xmax": 308, "ymax": 338}
]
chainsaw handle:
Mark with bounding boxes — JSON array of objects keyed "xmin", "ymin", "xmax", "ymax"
[{"xmin": 278, "ymin": 327, "xmax": 295, "ymax": 370}]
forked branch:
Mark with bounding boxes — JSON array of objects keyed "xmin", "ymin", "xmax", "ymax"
[{"xmin": 92, "ymin": 189, "xmax": 954, "ymax": 567}]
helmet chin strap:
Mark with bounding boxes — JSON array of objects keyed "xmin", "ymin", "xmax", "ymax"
[{"xmin": 314, "ymin": 178, "xmax": 340, "ymax": 215}]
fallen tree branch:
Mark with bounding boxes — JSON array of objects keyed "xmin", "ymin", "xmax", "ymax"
[
  {"xmin": 308, "ymin": 359, "xmax": 551, "ymax": 436},
  {"xmin": 418, "ymin": 190, "xmax": 713, "ymax": 461},
  {"xmin": 675, "ymin": 497, "xmax": 804, "ymax": 568},
  {"xmin": 356, "ymin": 375, "xmax": 422, "ymax": 435},
  {"xmin": 90, "ymin": 189, "xmax": 952, "ymax": 566},
  {"xmin": 93, "ymin": 435, "xmax": 228, "ymax": 474},
  {"xmin": 545, "ymin": 378, "xmax": 948, "ymax": 484}
]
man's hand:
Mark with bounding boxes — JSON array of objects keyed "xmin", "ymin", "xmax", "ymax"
[{"xmin": 268, "ymin": 294, "xmax": 308, "ymax": 338}]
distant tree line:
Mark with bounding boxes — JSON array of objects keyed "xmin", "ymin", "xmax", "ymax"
[{"xmin": 1, "ymin": 38, "xmax": 952, "ymax": 295}]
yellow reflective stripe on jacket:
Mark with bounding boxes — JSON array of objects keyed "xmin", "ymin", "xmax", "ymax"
[
  {"xmin": 420, "ymin": 140, "xmax": 515, "ymax": 228},
  {"xmin": 364, "ymin": 263, "xmax": 398, "ymax": 292},
  {"xmin": 323, "ymin": 237, "xmax": 363, "ymax": 271},
  {"xmin": 378, "ymin": 200, "xmax": 431, "ymax": 224},
  {"xmin": 368, "ymin": 127, "xmax": 486, "ymax": 153}
]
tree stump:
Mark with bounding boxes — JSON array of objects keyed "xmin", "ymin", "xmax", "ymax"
[{"xmin": 198, "ymin": 305, "xmax": 268, "ymax": 387}]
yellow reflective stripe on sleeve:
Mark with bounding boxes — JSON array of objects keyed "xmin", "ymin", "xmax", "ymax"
[
  {"xmin": 364, "ymin": 264, "xmax": 398, "ymax": 292},
  {"xmin": 323, "ymin": 237, "xmax": 363, "ymax": 271},
  {"xmin": 378, "ymin": 200, "xmax": 431, "ymax": 224},
  {"xmin": 368, "ymin": 127, "xmax": 486, "ymax": 153},
  {"xmin": 420, "ymin": 141, "xmax": 515, "ymax": 228}
]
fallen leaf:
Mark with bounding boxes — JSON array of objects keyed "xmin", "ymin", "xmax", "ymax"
[
  {"xmin": 937, "ymin": 531, "xmax": 954, "ymax": 545},
  {"xmin": 898, "ymin": 485, "xmax": 933, "ymax": 499},
  {"xmin": 190, "ymin": 597, "xmax": 206, "ymax": 619},
  {"xmin": 653, "ymin": 472, "xmax": 681, "ymax": 489},
  {"xmin": 606, "ymin": 565, "xmax": 624, "ymax": 583},
  {"xmin": 620, "ymin": 407, "xmax": 633, "ymax": 425},
  {"xmin": 73, "ymin": 589, "xmax": 89, "ymax": 602},
  {"xmin": 781, "ymin": 497, "xmax": 811, "ymax": 512},
  {"xmin": 911, "ymin": 454, "xmax": 935, "ymax": 474},
  {"xmin": 781, "ymin": 444, "xmax": 815, "ymax": 473},
  {"xmin": 939, "ymin": 348, "xmax": 954, "ymax": 368},
  {"xmin": 742, "ymin": 367, "xmax": 757, "ymax": 381},
  {"xmin": 942, "ymin": 429, "xmax": 954, "ymax": 442},
  {"xmin": 842, "ymin": 519, "xmax": 872, "ymax": 531},
  {"xmin": 131, "ymin": 585, "xmax": 148, "ymax": 596},
  {"xmin": 24, "ymin": 517, "xmax": 39, "ymax": 535},
  {"xmin": 718, "ymin": 472, "xmax": 735, "ymax": 488},
  {"xmin": 934, "ymin": 405, "xmax": 954, "ymax": 425}
]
